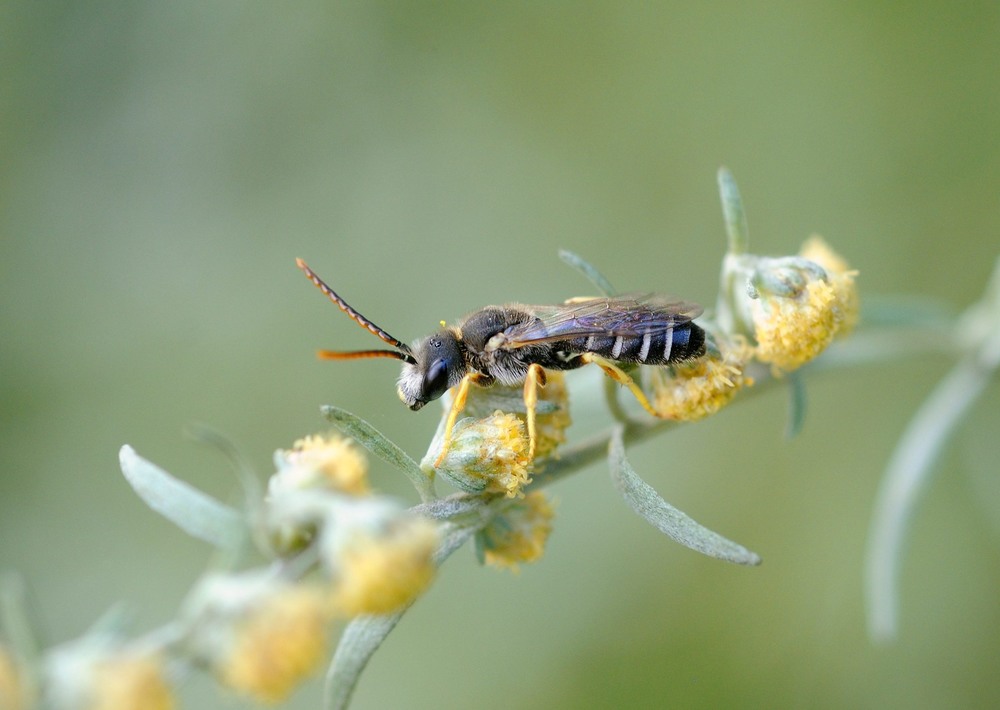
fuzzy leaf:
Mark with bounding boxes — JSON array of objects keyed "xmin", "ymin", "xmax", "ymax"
[
  {"xmin": 324, "ymin": 611, "xmax": 405, "ymax": 710},
  {"xmin": 717, "ymin": 167, "xmax": 749, "ymax": 254},
  {"xmin": 865, "ymin": 353, "xmax": 995, "ymax": 642},
  {"xmin": 608, "ymin": 428, "xmax": 761, "ymax": 566},
  {"xmin": 119, "ymin": 445, "xmax": 244, "ymax": 549},
  {"xmin": 321, "ymin": 405, "xmax": 432, "ymax": 499},
  {"xmin": 184, "ymin": 422, "xmax": 263, "ymax": 514},
  {"xmin": 558, "ymin": 249, "xmax": 617, "ymax": 296}
]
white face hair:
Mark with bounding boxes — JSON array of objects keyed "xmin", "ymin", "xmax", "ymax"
[
  {"xmin": 396, "ymin": 361, "xmax": 425, "ymax": 410},
  {"xmin": 395, "ymin": 332, "xmax": 467, "ymax": 411}
]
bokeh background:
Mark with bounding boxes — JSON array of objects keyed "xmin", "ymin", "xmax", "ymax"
[{"xmin": 3, "ymin": 3, "xmax": 1000, "ymax": 708}]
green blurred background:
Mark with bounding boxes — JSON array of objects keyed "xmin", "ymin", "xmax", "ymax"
[{"xmin": 3, "ymin": 3, "xmax": 999, "ymax": 708}]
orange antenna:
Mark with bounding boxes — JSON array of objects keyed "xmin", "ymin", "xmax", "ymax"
[
  {"xmin": 297, "ymin": 258, "xmax": 416, "ymax": 365},
  {"xmin": 317, "ymin": 349, "xmax": 412, "ymax": 361}
]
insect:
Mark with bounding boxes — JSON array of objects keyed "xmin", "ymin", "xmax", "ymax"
[{"xmin": 296, "ymin": 257, "xmax": 706, "ymax": 466}]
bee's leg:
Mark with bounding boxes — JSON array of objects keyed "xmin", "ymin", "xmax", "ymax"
[
  {"xmin": 579, "ymin": 353, "xmax": 663, "ymax": 418},
  {"xmin": 433, "ymin": 374, "xmax": 475, "ymax": 468},
  {"xmin": 522, "ymin": 363, "xmax": 547, "ymax": 461}
]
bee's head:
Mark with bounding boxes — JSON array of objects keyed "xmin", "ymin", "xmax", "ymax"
[
  {"xmin": 397, "ymin": 330, "xmax": 466, "ymax": 410},
  {"xmin": 295, "ymin": 260, "xmax": 469, "ymax": 411}
]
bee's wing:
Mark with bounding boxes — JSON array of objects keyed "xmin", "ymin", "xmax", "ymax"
[{"xmin": 502, "ymin": 293, "xmax": 703, "ymax": 348}]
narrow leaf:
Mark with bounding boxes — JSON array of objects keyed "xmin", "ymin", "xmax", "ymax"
[
  {"xmin": 119, "ymin": 445, "xmax": 244, "ymax": 549},
  {"xmin": 324, "ymin": 611, "xmax": 405, "ymax": 710},
  {"xmin": 321, "ymin": 405, "xmax": 432, "ymax": 500},
  {"xmin": 608, "ymin": 428, "xmax": 761, "ymax": 566},
  {"xmin": 558, "ymin": 249, "xmax": 617, "ymax": 296},
  {"xmin": 785, "ymin": 370, "xmax": 807, "ymax": 439},
  {"xmin": 184, "ymin": 422, "xmax": 263, "ymax": 514},
  {"xmin": 717, "ymin": 167, "xmax": 749, "ymax": 255},
  {"xmin": 865, "ymin": 354, "xmax": 993, "ymax": 642}
]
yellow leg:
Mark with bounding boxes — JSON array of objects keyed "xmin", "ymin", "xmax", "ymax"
[
  {"xmin": 522, "ymin": 364, "xmax": 547, "ymax": 461},
  {"xmin": 579, "ymin": 353, "xmax": 665, "ymax": 418},
  {"xmin": 433, "ymin": 374, "xmax": 474, "ymax": 468}
]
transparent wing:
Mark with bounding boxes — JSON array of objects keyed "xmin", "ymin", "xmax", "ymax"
[{"xmin": 503, "ymin": 293, "xmax": 703, "ymax": 348}]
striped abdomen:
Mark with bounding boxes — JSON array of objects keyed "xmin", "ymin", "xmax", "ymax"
[{"xmin": 562, "ymin": 322, "xmax": 705, "ymax": 365}]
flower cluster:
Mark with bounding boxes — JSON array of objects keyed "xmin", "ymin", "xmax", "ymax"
[
  {"xmin": 267, "ymin": 433, "xmax": 441, "ymax": 619},
  {"xmin": 271, "ymin": 434, "xmax": 370, "ymax": 496},
  {"xmin": 182, "ymin": 572, "xmax": 330, "ymax": 703},
  {"xmin": 651, "ymin": 335, "xmax": 755, "ymax": 421},
  {"xmin": 424, "ymin": 371, "xmax": 572, "ymax": 499},
  {"xmin": 476, "ymin": 492, "xmax": 556, "ymax": 571},
  {"xmin": 719, "ymin": 234, "xmax": 858, "ymax": 375},
  {"xmin": 4, "ymin": 170, "xmax": 871, "ymax": 709},
  {"xmin": 432, "ymin": 412, "xmax": 531, "ymax": 497}
]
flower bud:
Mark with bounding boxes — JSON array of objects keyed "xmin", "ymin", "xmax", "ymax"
[
  {"xmin": 183, "ymin": 572, "xmax": 330, "ymax": 703},
  {"xmin": 740, "ymin": 239, "xmax": 858, "ymax": 372},
  {"xmin": 271, "ymin": 433, "xmax": 369, "ymax": 497},
  {"xmin": 651, "ymin": 336, "xmax": 754, "ymax": 420},
  {"xmin": 428, "ymin": 412, "xmax": 531, "ymax": 498},
  {"xmin": 320, "ymin": 500, "xmax": 440, "ymax": 616},
  {"xmin": 799, "ymin": 235, "xmax": 859, "ymax": 336},
  {"xmin": 477, "ymin": 491, "xmax": 556, "ymax": 571},
  {"xmin": 44, "ymin": 640, "xmax": 174, "ymax": 710},
  {"xmin": 451, "ymin": 373, "xmax": 572, "ymax": 466}
]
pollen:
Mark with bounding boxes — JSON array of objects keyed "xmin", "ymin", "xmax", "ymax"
[
  {"xmin": 275, "ymin": 434, "xmax": 370, "ymax": 495},
  {"xmin": 91, "ymin": 653, "xmax": 175, "ymax": 710},
  {"xmin": 218, "ymin": 585, "xmax": 330, "ymax": 704},
  {"xmin": 530, "ymin": 371, "xmax": 572, "ymax": 462},
  {"xmin": 800, "ymin": 235, "xmax": 860, "ymax": 336},
  {"xmin": 436, "ymin": 412, "xmax": 532, "ymax": 497},
  {"xmin": 751, "ymin": 238, "xmax": 858, "ymax": 372},
  {"xmin": 330, "ymin": 516, "xmax": 439, "ymax": 616},
  {"xmin": 480, "ymin": 492, "xmax": 556, "ymax": 571},
  {"xmin": 752, "ymin": 279, "xmax": 838, "ymax": 370},
  {"xmin": 652, "ymin": 337, "xmax": 754, "ymax": 420}
]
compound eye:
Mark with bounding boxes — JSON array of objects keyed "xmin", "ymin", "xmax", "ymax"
[{"xmin": 421, "ymin": 358, "xmax": 451, "ymax": 403}]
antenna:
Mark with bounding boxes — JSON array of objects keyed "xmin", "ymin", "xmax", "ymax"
[{"xmin": 296, "ymin": 258, "xmax": 416, "ymax": 365}]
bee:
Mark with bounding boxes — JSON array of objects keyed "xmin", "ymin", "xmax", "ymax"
[{"xmin": 296, "ymin": 258, "xmax": 706, "ymax": 465}]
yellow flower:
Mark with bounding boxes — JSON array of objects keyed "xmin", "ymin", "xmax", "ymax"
[
  {"xmin": 800, "ymin": 235, "xmax": 860, "ymax": 336},
  {"xmin": 750, "ymin": 239, "xmax": 858, "ymax": 372},
  {"xmin": 90, "ymin": 653, "xmax": 174, "ymax": 710},
  {"xmin": 480, "ymin": 492, "xmax": 556, "ymax": 571},
  {"xmin": 217, "ymin": 585, "xmax": 330, "ymax": 704},
  {"xmin": 0, "ymin": 645, "xmax": 27, "ymax": 710},
  {"xmin": 529, "ymin": 371, "xmax": 572, "ymax": 462},
  {"xmin": 273, "ymin": 434, "xmax": 370, "ymax": 496},
  {"xmin": 433, "ymin": 412, "xmax": 531, "ymax": 498},
  {"xmin": 453, "ymin": 374, "xmax": 571, "ymax": 466},
  {"xmin": 329, "ymin": 515, "xmax": 439, "ymax": 616},
  {"xmin": 42, "ymin": 641, "xmax": 173, "ymax": 710},
  {"xmin": 652, "ymin": 337, "xmax": 754, "ymax": 420},
  {"xmin": 752, "ymin": 279, "xmax": 838, "ymax": 370}
]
